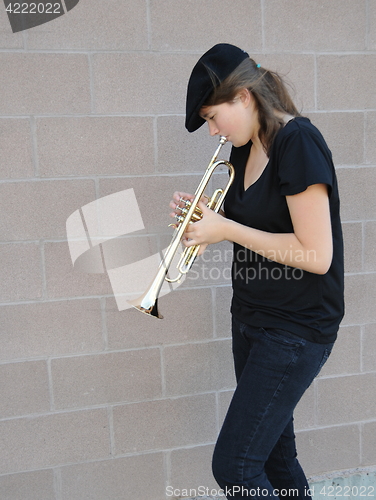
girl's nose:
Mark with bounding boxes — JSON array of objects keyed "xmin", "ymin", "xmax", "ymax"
[{"xmin": 208, "ymin": 122, "xmax": 219, "ymax": 136}]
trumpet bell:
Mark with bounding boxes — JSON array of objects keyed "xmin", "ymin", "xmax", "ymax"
[{"xmin": 128, "ymin": 294, "xmax": 163, "ymax": 319}]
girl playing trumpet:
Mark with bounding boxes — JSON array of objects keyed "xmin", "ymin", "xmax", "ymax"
[{"xmin": 170, "ymin": 44, "xmax": 344, "ymax": 499}]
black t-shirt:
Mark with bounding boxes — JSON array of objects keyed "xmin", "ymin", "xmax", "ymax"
[{"xmin": 224, "ymin": 117, "xmax": 344, "ymax": 344}]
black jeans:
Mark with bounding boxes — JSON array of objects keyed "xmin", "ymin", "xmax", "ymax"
[{"xmin": 212, "ymin": 316, "xmax": 334, "ymax": 499}]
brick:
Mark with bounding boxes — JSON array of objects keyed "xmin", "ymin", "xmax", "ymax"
[
  {"xmin": 156, "ymin": 116, "xmax": 232, "ymax": 174},
  {"xmin": 150, "ymin": 0, "xmax": 261, "ymax": 51},
  {"xmin": 61, "ymin": 454, "xmax": 165, "ymax": 500},
  {"xmin": 369, "ymin": 0, "xmax": 376, "ymax": 50},
  {"xmin": 0, "ymin": 243, "xmax": 43, "ymax": 302},
  {"xmin": 52, "ymin": 349, "xmax": 162, "ymax": 409},
  {"xmin": 25, "ymin": 0, "xmax": 148, "ymax": 50},
  {"xmin": 101, "ymin": 232, "xmax": 160, "ymax": 273},
  {"xmin": 318, "ymin": 55, "xmax": 376, "ymax": 110},
  {"xmin": 0, "ymin": 179, "xmax": 96, "ymax": 241},
  {"xmin": 259, "ymin": 54, "xmax": 315, "ymax": 112},
  {"xmin": 362, "ymin": 323, "xmax": 376, "ymax": 373},
  {"xmin": 264, "ymin": 0, "xmax": 366, "ymax": 52},
  {"xmin": 0, "ymin": 54, "xmax": 90, "ymax": 115},
  {"xmin": 0, "ymin": 470, "xmax": 55, "ymax": 500},
  {"xmin": 214, "ymin": 286, "xmax": 232, "ymax": 339},
  {"xmin": 307, "ymin": 112, "xmax": 364, "ymax": 166},
  {"xmin": 365, "ymin": 112, "xmax": 376, "ymax": 163},
  {"xmin": 0, "ymin": 119, "xmax": 33, "ymax": 179},
  {"xmin": 37, "ymin": 117, "xmax": 155, "ymax": 177},
  {"xmin": 0, "ymin": 299, "xmax": 103, "ymax": 361},
  {"xmin": 0, "ymin": 361, "xmax": 49, "ymax": 418},
  {"xmin": 319, "ymin": 325, "xmax": 361, "ymax": 377},
  {"xmin": 364, "ymin": 221, "xmax": 376, "ymax": 272},
  {"xmin": 342, "ymin": 222, "xmax": 363, "ymax": 274},
  {"xmin": 296, "ymin": 425, "xmax": 360, "ymax": 475},
  {"xmin": 44, "ymin": 241, "xmax": 112, "ymax": 299},
  {"xmin": 0, "ymin": 409, "xmax": 110, "ymax": 475},
  {"xmin": 113, "ymin": 394, "xmax": 217, "ymax": 454},
  {"xmin": 92, "ymin": 53, "xmax": 198, "ymax": 115},
  {"xmin": 317, "ymin": 373, "xmax": 376, "ymax": 425},
  {"xmin": 343, "ymin": 273, "xmax": 376, "ymax": 325},
  {"xmin": 106, "ymin": 287, "xmax": 214, "ymax": 350},
  {"xmin": 169, "ymin": 444, "xmax": 218, "ymax": 493},
  {"xmin": 361, "ymin": 421, "xmax": 376, "ymax": 465},
  {"xmin": 164, "ymin": 340, "xmax": 235, "ymax": 397},
  {"xmin": 0, "ymin": 8, "xmax": 23, "ymax": 49},
  {"xmin": 337, "ymin": 167, "xmax": 376, "ymax": 222}
]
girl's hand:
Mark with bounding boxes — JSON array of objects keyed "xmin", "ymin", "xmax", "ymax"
[
  {"xmin": 169, "ymin": 192, "xmax": 211, "ymax": 256},
  {"xmin": 183, "ymin": 201, "xmax": 226, "ymax": 248}
]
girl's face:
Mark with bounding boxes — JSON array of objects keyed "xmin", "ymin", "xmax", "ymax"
[{"xmin": 199, "ymin": 90, "xmax": 259, "ymax": 147}]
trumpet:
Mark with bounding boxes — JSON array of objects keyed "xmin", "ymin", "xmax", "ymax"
[{"xmin": 128, "ymin": 136, "xmax": 235, "ymax": 319}]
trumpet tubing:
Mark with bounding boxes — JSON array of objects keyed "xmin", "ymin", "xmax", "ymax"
[
  {"xmin": 128, "ymin": 136, "xmax": 235, "ymax": 319},
  {"xmin": 170, "ymin": 187, "xmax": 228, "ymax": 278}
]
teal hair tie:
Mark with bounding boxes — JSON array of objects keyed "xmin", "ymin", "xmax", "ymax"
[{"xmin": 256, "ymin": 63, "xmax": 261, "ymax": 68}]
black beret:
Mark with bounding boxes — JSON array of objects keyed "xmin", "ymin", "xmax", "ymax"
[{"xmin": 185, "ymin": 43, "xmax": 249, "ymax": 133}]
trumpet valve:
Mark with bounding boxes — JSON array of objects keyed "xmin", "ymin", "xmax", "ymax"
[
  {"xmin": 177, "ymin": 206, "xmax": 189, "ymax": 216},
  {"xmin": 175, "ymin": 198, "xmax": 203, "ymax": 224},
  {"xmin": 179, "ymin": 197, "xmax": 191, "ymax": 206},
  {"xmin": 175, "ymin": 207, "xmax": 203, "ymax": 224}
]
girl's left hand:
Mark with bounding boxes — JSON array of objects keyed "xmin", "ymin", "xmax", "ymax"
[{"xmin": 183, "ymin": 201, "xmax": 227, "ymax": 247}]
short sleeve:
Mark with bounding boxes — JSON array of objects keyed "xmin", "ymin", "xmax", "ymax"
[{"xmin": 276, "ymin": 122, "xmax": 334, "ymax": 197}]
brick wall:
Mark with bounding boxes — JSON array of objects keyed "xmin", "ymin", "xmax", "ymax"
[{"xmin": 0, "ymin": 1, "xmax": 375, "ymax": 499}]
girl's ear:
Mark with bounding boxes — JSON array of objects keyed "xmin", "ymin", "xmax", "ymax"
[{"xmin": 237, "ymin": 88, "xmax": 252, "ymax": 107}]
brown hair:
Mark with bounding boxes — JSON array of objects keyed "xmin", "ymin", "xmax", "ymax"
[{"xmin": 204, "ymin": 58, "xmax": 301, "ymax": 155}]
